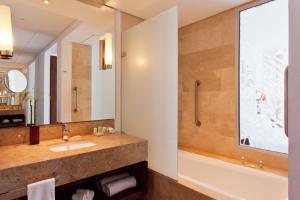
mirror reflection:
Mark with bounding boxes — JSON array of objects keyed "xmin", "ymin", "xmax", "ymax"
[
  {"xmin": 5, "ymin": 70, "xmax": 27, "ymax": 93},
  {"xmin": 0, "ymin": 0, "xmax": 115, "ymax": 128}
]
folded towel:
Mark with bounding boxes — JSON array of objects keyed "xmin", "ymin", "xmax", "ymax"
[
  {"xmin": 27, "ymin": 178, "xmax": 55, "ymax": 200},
  {"xmin": 72, "ymin": 189, "xmax": 94, "ymax": 200},
  {"xmin": 97, "ymin": 172, "xmax": 130, "ymax": 191},
  {"xmin": 103, "ymin": 176, "xmax": 137, "ymax": 197}
]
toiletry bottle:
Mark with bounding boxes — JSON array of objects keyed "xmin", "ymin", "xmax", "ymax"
[
  {"xmin": 93, "ymin": 127, "xmax": 98, "ymax": 135},
  {"xmin": 102, "ymin": 127, "xmax": 107, "ymax": 135},
  {"xmin": 97, "ymin": 126, "xmax": 103, "ymax": 136}
]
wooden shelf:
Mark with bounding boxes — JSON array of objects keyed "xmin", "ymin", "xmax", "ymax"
[
  {"xmin": 17, "ymin": 161, "xmax": 148, "ymax": 200},
  {"xmin": 56, "ymin": 161, "xmax": 147, "ymax": 200},
  {"xmin": 0, "ymin": 113, "xmax": 25, "ymax": 128}
]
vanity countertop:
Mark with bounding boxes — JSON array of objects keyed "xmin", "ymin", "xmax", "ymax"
[
  {"xmin": 0, "ymin": 133, "xmax": 147, "ymax": 199},
  {"xmin": 0, "ymin": 133, "xmax": 147, "ymax": 170}
]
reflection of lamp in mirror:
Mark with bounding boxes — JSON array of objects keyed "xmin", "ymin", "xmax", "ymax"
[
  {"xmin": 99, "ymin": 33, "xmax": 112, "ymax": 70},
  {"xmin": 0, "ymin": 5, "xmax": 13, "ymax": 59}
]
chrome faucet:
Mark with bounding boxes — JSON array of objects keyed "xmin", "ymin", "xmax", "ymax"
[{"xmin": 62, "ymin": 123, "xmax": 70, "ymax": 142}]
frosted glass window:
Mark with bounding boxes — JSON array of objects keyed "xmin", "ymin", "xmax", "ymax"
[{"xmin": 239, "ymin": 0, "xmax": 288, "ymax": 154}]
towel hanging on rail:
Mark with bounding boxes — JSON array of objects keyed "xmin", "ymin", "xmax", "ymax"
[{"xmin": 27, "ymin": 178, "xmax": 55, "ymax": 200}]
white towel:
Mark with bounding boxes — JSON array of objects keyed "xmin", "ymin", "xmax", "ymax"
[
  {"xmin": 27, "ymin": 178, "xmax": 55, "ymax": 200},
  {"xmin": 103, "ymin": 176, "xmax": 137, "ymax": 197},
  {"xmin": 97, "ymin": 172, "xmax": 130, "ymax": 191},
  {"xmin": 72, "ymin": 189, "xmax": 94, "ymax": 200}
]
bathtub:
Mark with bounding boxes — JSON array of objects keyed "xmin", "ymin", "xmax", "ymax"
[{"xmin": 178, "ymin": 150, "xmax": 288, "ymax": 200}]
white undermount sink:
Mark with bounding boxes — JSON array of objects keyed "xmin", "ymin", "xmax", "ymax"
[{"xmin": 49, "ymin": 140, "xmax": 97, "ymax": 152}]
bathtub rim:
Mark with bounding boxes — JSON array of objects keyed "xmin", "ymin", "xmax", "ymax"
[
  {"xmin": 178, "ymin": 149, "xmax": 288, "ymax": 180},
  {"xmin": 178, "ymin": 149, "xmax": 288, "ymax": 200}
]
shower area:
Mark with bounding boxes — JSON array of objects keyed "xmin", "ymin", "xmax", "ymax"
[{"xmin": 177, "ymin": 0, "xmax": 288, "ymax": 199}]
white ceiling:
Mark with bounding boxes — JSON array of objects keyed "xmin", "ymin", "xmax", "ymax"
[
  {"xmin": 0, "ymin": 0, "xmax": 115, "ymax": 68},
  {"xmin": 17, "ymin": 0, "xmax": 114, "ymax": 28},
  {"xmin": 64, "ymin": 22, "xmax": 108, "ymax": 46},
  {"xmin": 0, "ymin": 0, "xmax": 253, "ymax": 67},
  {"xmin": 106, "ymin": 0, "xmax": 252, "ymax": 27},
  {"xmin": 0, "ymin": 0, "xmax": 75, "ymax": 67}
]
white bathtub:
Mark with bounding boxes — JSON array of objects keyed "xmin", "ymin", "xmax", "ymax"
[{"xmin": 178, "ymin": 150, "xmax": 288, "ymax": 200}]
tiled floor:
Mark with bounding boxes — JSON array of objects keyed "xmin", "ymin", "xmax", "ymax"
[{"xmin": 146, "ymin": 170, "xmax": 214, "ymax": 200}]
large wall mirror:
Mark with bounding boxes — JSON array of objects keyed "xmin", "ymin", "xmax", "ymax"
[{"xmin": 0, "ymin": 0, "xmax": 115, "ymax": 127}]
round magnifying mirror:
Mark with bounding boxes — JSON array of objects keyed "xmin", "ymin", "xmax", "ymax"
[{"xmin": 4, "ymin": 70, "xmax": 27, "ymax": 93}]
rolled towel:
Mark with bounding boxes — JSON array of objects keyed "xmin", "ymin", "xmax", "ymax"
[
  {"xmin": 72, "ymin": 189, "xmax": 94, "ymax": 200},
  {"xmin": 97, "ymin": 172, "xmax": 130, "ymax": 191},
  {"xmin": 103, "ymin": 176, "xmax": 137, "ymax": 197},
  {"xmin": 27, "ymin": 178, "xmax": 55, "ymax": 200}
]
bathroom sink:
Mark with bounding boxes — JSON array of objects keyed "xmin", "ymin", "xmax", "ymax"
[{"xmin": 49, "ymin": 140, "xmax": 97, "ymax": 152}]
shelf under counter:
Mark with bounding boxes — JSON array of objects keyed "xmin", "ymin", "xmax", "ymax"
[{"xmin": 17, "ymin": 161, "xmax": 148, "ymax": 200}]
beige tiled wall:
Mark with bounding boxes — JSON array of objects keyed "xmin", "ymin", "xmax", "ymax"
[
  {"xmin": 72, "ymin": 43, "xmax": 92, "ymax": 122},
  {"xmin": 0, "ymin": 120, "xmax": 114, "ymax": 146},
  {"xmin": 179, "ymin": 7, "xmax": 288, "ymax": 170},
  {"xmin": 0, "ymin": 126, "xmax": 29, "ymax": 146},
  {"xmin": 121, "ymin": 12, "xmax": 143, "ymax": 32}
]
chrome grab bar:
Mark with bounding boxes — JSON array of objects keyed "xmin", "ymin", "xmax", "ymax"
[
  {"xmin": 74, "ymin": 86, "xmax": 79, "ymax": 112},
  {"xmin": 195, "ymin": 80, "xmax": 201, "ymax": 127}
]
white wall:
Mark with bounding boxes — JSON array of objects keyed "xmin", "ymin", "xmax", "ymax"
[
  {"xmin": 34, "ymin": 43, "xmax": 57, "ymax": 125},
  {"xmin": 43, "ymin": 43, "xmax": 57, "ymax": 124},
  {"xmin": 122, "ymin": 7, "xmax": 178, "ymax": 179},
  {"xmin": 26, "ymin": 61, "xmax": 35, "ymax": 124},
  {"xmin": 91, "ymin": 36, "xmax": 115, "ymax": 120},
  {"xmin": 289, "ymin": 0, "xmax": 300, "ymax": 199}
]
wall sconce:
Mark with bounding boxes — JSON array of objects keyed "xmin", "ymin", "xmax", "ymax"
[
  {"xmin": 0, "ymin": 5, "xmax": 13, "ymax": 59},
  {"xmin": 99, "ymin": 33, "xmax": 112, "ymax": 70}
]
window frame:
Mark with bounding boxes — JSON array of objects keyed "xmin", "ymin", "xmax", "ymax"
[{"xmin": 237, "ymin": 0, "xmax": 288, "ymax": 155}]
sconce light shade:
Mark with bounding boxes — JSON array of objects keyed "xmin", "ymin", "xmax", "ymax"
[
  {"xmin": 99, "ymin": 33, "xmax": 113, "ymax": 70},
  {"xmin": 0, "ymin": 5, "xmax": 13, "ymax": 59},
  {"xmin": 104, "ymin": 33, "xmax": 112, "ymax": 69},
  {"xmin": 99, "ymin": 39, "xmax": 105, "ymax": 69}
]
